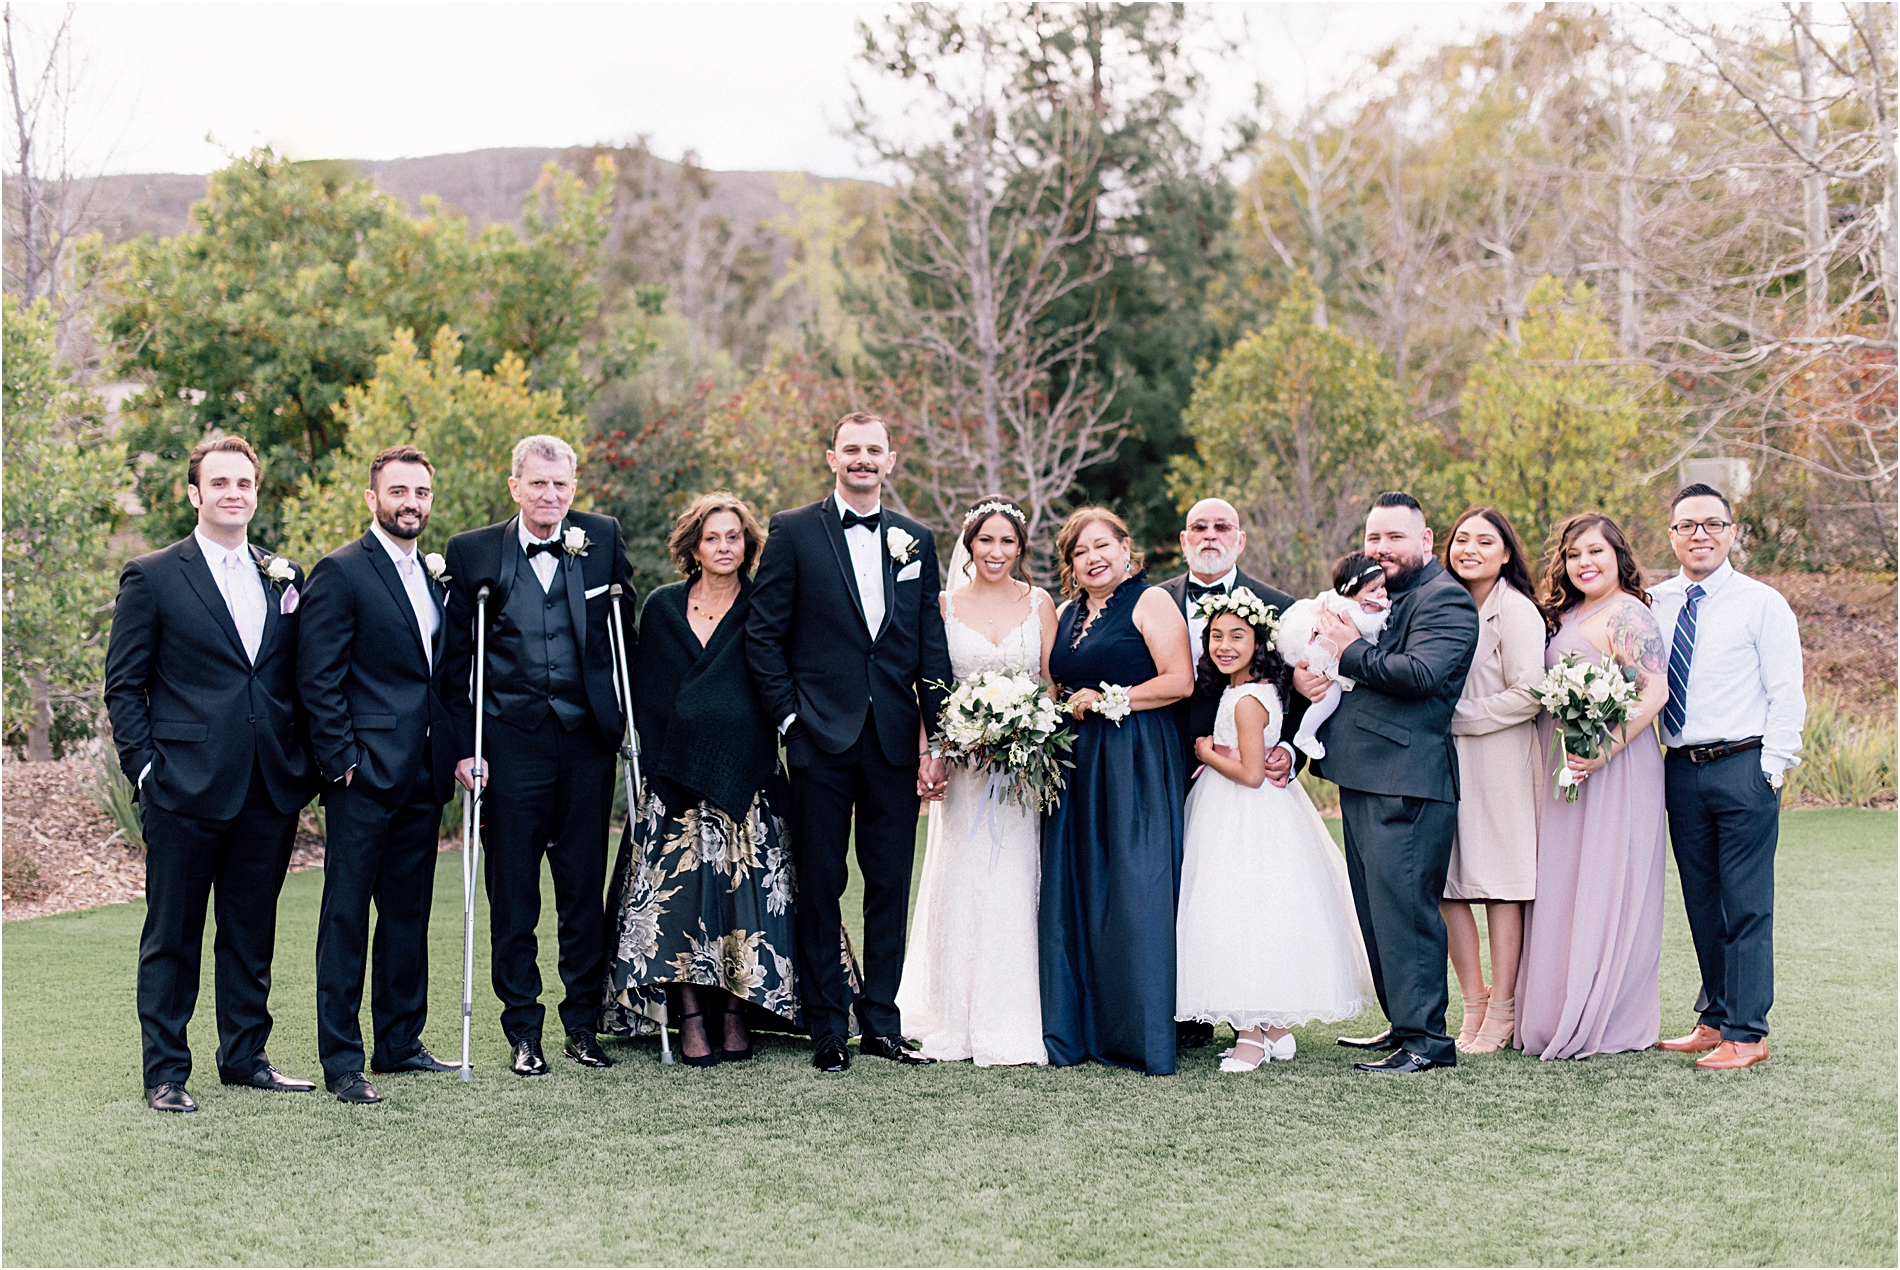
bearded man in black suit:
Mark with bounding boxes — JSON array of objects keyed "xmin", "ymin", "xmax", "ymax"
[
  {"xmin": 439, "ymin": 434, "xmax": 634, "ymax": 1078},
  {"xmin": 104, "ymin": 435, "xmax": 319, "ymax": 1113},
  {"xmin": 297, "ymin": 445, "xmax": 459, "ymax": 1105},
  {"xmin": 746, "ymin": 412, "xmax": 953, "ymax": 1074},
  {"xmin": 1157, "ymin": 496, "xmax": 1309, "ymax": 1049}
]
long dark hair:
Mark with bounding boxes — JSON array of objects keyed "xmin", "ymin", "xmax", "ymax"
[
  {"xmin": 958, "ymin": 499, "xmax": 1031, "ymax": 585},
  {"xmin": 1444, "ymin": 506, "xmax": 1535, "ymax": 601},
  {"xmin": 1539, "ymin": 512, "xmax": 1649, "ymax": 630},
  {"xmin": 1194, "ymin": 613, "xmax": 1295, "ymax": 708}
]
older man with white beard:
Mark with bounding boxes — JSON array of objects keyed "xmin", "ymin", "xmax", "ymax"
[{"xmin": 1158, "ymin": 497, "xmax": 1308, "ymax": 1050}]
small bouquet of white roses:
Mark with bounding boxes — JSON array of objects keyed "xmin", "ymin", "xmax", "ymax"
[
  {"xmin": 933, "ymin": 671, "xmax": 1074, "ymax": 812},
  {"xmin": 1535, "ymin": 651, "xmax": 1644, "ymax": 802}
]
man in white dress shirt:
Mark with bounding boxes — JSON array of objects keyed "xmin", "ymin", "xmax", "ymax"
[
  {"xmin": 104, "ymin": 436, "xmax": 318, "ymax": 1112},
  {"xmin": 1651, "ymin": 483, "xmax": 1806, "ymax": 1071},
  {"xmin": 298, "ymin": 445, "xmax": 461, "ymax": 1103}
]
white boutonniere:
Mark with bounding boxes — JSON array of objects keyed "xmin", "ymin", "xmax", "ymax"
[
  {"xmin": 562, "ymin": 525, "xmax": 593, "ymax": 558},
  {"xmin": 886, "ymin": 526, "xmax": 918, "ymax": 564},
  {"xmin": 257, "ymin": 554, "xmax": 296, "ymax": 587},
  {"xmin": 424, "ymin": 552, "xmax": 450, "ymax": 584}
]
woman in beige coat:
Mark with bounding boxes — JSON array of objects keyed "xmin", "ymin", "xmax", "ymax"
[{"xmin": 1441, "ymin": 507, "xmax": 1547, "ymax": 1054}]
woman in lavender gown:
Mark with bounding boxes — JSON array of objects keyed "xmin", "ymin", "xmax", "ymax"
[{"xmin": 1515, "ymin": 514, "xmax": 1671, "ymax": 1060}]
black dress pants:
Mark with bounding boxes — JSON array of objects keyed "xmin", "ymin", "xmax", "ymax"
[
  {"xmin": 481, "ymin": 711, "xmax": 615, "ymax": 1041},
  {"xmin": 1665, "ymin": 748, "xmax": 1780, "ymax": 1042},
  {"xmin": 786, "ymin": 716, "xmax": 919, "ymax": 1042},
  {"xmin": 314, "ymin": 769, "xmax": 441, "ymax": 1080},
  {"xmin": 136, "ymin": 762, "xmax": 299, "ymax": 1087},
  {"xmin": 1338, "ymin": 789, "xmax": 1459, "ymax": 1065}
]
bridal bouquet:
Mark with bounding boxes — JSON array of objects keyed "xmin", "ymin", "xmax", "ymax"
[
  {"xmin": 933, "ymin": 671, "xmax": 1073, "ymax": 811},
  {"xmin": 1535, "ymin": 651, "xmax": 1644, "ymax": 802}
]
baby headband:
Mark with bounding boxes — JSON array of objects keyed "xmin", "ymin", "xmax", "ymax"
[
  {"xmin": 1340, "ymin": 563, "xmax": 1385, "ymax": 596},
  {"xmin": 962, "ymin": 500, "xmax": 1027, "ymax": 528}
]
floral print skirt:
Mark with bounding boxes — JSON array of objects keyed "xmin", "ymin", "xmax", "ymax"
[{"xmin": 601, "ymin": 783, "xmax": 804, "ymax": 1035}]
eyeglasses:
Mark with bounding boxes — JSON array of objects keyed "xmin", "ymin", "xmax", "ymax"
[{"xmin": 1668, "ymin": 519, "xmax": 1734, "ymax": 537}]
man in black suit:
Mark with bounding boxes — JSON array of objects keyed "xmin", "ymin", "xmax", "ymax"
[
  {"xmin": 440, "ymin": 434, "xmax": 633, "ymax": 1078},
  {"xmin": 298, "ymin": 445, "xmax": 460, "ymax": 1105},
  {"xmin": 1156, "ymin": 496, "xmax": 1308, "ymax": 1049},
  {"xmin": 1299, "ymin": 492, "xmax": 1479, "ymax": 1075},
  {"xmin": 104, "ymin": 435, "xmax": 319, "ymax": 1113},
  {"xmin": 746, "ymin": 412, "xmax": 953, "ymax": 1074}
]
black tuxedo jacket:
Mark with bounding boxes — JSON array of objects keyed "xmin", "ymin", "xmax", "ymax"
[
  {"xmin": 1314, "ymin": 558, "xmax": 1479, "ymax": 803},
  {"xmin": 103, "ymin": 534, "xmax": 314, "ymax": 819},
  {"xmin": 439, "ymin": 509, "xmax": 634, "ymax": 757},
  {"xmin": 1157, "ymin": 568, "xmax": 1310, "ymax": 776},
  {"xmin": 296, "ymin": 531, "xmax": 457, "ymax": 808},
  {"xmin": 745, "ymin": 495, "xmax": 952, "ymax": 765}
]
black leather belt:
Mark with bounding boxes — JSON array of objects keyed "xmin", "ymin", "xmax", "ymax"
[{"xmin": 1668, "ymin": 737, "xmax": 1764, "ymax": 764}]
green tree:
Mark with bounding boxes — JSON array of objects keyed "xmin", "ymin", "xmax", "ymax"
[
  {"xmin": 1448, "ymin": 277, "xmax": 1656, "ymax": 552},
  {"xmin": 277, "ymin": 326, "xmax": 587, "ymax": 567},
  {"xmin": 1170, "ymin": 276, "xmax": 1417, "ymax": 595},
  {"xmin": 87, "ymin": 148, "xmax": 612, "ymax": 549},
  {"xmin": 1, "ymin": 300, "xmax": 133, "ymax": 759}
]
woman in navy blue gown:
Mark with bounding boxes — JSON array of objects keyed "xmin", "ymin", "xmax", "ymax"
[{"xmin": 1041, "ymin": 508, "xmax": 1197, "ymax": 1074}]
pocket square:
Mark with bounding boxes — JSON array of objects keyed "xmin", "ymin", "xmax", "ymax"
[
  {"xmin": 280, "ymin": 584, "xmax": 300, "ymax": 615},
  {"xmin": 584, "ymin": 584, "xmax": 609, "ymax": 599},
  {"xmin": 896, "ymin": 561, "xmax": 922, "ymax": 583}
]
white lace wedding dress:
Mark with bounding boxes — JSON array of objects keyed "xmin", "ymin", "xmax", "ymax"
[
  {"xmin": 895, "ymin": 589, "xmax": 1049, "ymax": 1066},
  {"xmin": 1175, "ymin": 683, "xmax": 1374, "ymax": 1032}
]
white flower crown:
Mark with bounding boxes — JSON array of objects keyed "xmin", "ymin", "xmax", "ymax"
[
  {"xmin": 962, "ymin": 499, "xmax": 1026, "ymax": 528},
  {"xmin": 1191, "ymin": 585, "xmax": 1281, "ymax": 632}
]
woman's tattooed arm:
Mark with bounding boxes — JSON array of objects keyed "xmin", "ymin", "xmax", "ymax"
[{"xmin": 1606, "ymin": 597, "xmax": 1666, "ymax": 693}]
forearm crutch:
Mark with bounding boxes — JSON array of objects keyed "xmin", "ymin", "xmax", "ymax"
[
  {"xmin": 607, "ymin": 583, "xmax": 671, "ymax": 1065},
  {"xmin": 459, "ymin": 584, "xmax": 491, "ymax": 1082}
]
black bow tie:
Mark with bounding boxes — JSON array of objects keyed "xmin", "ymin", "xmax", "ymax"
[
  {"xmin": 841, "ymin": 508, "xmax": 881, "ymax": 531},
  {"xmin": 524, "ymin": 538, "xmax": 562, "ymax": 559},
  {"xmin": 1187, "ymin": 580, "xmax": 1228, "ymax": 602}
]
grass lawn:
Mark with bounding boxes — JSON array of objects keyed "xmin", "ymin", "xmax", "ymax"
[{"xmin": 3, "ymin": 809, "xmax": 1894, "ymax": 1266}]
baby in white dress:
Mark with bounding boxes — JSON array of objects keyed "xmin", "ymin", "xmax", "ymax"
[{"xmin": 1274, "ymin": 553, "xmax": 1391, "ymax": 760}]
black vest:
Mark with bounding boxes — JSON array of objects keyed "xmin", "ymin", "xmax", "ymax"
[{"xmin": 485, "ymin": 545, "xmax": 589, "ymax": 732}]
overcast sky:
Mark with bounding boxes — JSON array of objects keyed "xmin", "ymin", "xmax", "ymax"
[{"xmin": 30, "ymin": 2, "xmax": 1515, "ymax": 178}]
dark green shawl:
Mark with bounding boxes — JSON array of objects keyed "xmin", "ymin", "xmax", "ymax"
[{"xmin": 634, "ymin": 578, "xmax": 776, "ymax": 821}]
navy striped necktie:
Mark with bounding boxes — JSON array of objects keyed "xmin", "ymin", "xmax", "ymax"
[{"xmin": 1662, "ymin": 582, "xmax": 1705, "ymax": 737}]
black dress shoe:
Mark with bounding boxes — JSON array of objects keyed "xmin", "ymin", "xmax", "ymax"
[
  {"xmin": 564, "ymin": 1031, "xmax": 614, "ymax": 1068},
  {"xmin": 511, "ymin": 1037, "xmax": 549, "ymax": 1077},
  {"xmin": 232, "ymin": 1063, "xmax": 317, "ymax": 1092},
  {"xmin": 811, "ymin": 1037, "xmax": 850, "ymax": 1073},
  {"xmin": 1336, "ymin": 1029, "xmax": 1400, "ymax": 1050},
  {"xmin": 145, "ymin": 1082, "xmax": 197, "ymax": 1113},
  {"xmin": 1177, "ymin": 1020, "xmax": 1215, "ymax": 1049},
  {"xmin": 326, "ymin": 1071, "xmax": 384, "ymax": 1104},
  {"xmin": 1354, "ymin": 1049, "xmax": 1452, "ymax": 1075},
  {"xmin": 373, "ymin": 1045, "xmax": 458, "ymax": 1074},
  {"xmin": 861, "ymin": 1034, "xmax": 937, "ymax": 1066}
]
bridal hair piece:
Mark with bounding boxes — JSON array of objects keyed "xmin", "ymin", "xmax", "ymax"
[{"xmin": 962, "ymin": 499, "xmax": 1025, "ymax": 528}]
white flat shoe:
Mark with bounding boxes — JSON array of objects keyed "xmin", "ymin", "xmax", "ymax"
[
  {"xmin": 1220, "ymin": 1036, "xmax": 1270, "ymax": 1073},
  {"xmin": 1295, "ymin": 735, "xmax": 1326, "ymax": 760}
]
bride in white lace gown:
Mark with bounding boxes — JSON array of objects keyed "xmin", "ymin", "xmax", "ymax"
[{"xmin": 896, "ymin": 502, "xmax": 1055, "ymax": 1066}]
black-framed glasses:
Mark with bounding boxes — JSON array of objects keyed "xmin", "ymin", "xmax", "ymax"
[{"xmin": 1668, "ymin": 518, "xmax": 1734, "ymax": 537}]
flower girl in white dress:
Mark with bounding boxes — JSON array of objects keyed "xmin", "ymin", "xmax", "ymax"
[
  {"xmin": 1176, "ymin": 588, "xmax": 1374, "ymax": 1073},
  {"xmin": 896, "ymin": 500, "xmax": 1055, "ymax": 1066}
]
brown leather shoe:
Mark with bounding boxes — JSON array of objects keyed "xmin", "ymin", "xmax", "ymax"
[
  {"xmin": 1695, "ymin": 1040, "xmax": 1768, "ymax": 1070},
  {"xmin": 1659, "ymin": 1024, "xmax": 1722, "ymax": 1053}
]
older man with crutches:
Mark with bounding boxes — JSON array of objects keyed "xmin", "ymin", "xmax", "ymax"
[{"xmin": 440, "ymin": 435, "xmax": 636, "ymax": 1078}]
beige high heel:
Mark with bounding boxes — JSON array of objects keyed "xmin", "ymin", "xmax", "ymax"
[
  {"xmin": 1463, "ymin": 996, "xmax": 1516, "ymax": 1054},
  {"xmin": 1455, "ymin": 988, "xmax": 1490, "ymax": 1050}
]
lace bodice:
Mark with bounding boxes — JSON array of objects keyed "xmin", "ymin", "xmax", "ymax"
[
  {"xmin": 1212, "ymin": 683, "xmax": 1284, "ymax": 750},
  {"xmin": 943, "ymin": 589, "xmax": 1045, "ymax": 680}
]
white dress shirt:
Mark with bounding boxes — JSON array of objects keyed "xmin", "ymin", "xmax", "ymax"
[
  {"xmin": 194, "ymin": 527, "xmax": 267, "ymax": 664},
  {"xmin": 1184, "ymin": 566, "xmax": 1239, "ymax": 651},
  {"xmin": 370, "ymin": 521, "xmax": 439, "ymax": 669},
  {"xmin": 840, "ymin": 497, "xmax": 887, "ymax": 637},
  {"xmin": 1650, "ymin": 560, "xmax": 1806, "ymax": 776},
  {"xmin": 519, "ymin": 516, "xmax": 563, "ymax": 593}
]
